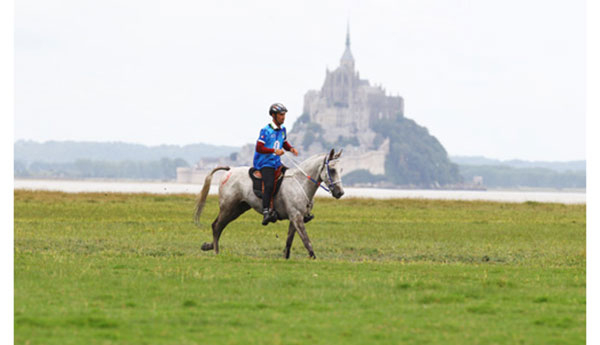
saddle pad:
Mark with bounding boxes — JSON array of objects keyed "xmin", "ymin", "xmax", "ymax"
[{"xmin": 248, "ymin": 166, "xmax": 287, "ymax": 200}]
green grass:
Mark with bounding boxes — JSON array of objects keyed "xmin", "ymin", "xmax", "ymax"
[{"xmin": 14, "ymin": 191, "xmax": 586, "ymax": 344}]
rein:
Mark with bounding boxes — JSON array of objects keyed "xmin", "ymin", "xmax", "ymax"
[{"xmin": 283, "ymin": 155, "xmax": 337, "ymax": 193}]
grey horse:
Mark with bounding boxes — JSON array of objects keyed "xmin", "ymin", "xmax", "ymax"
[{"xmin": 194, "ymin": 149, "xmax": 345, "ymax": 259}]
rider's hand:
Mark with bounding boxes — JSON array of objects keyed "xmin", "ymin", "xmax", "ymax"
[
  {"xmin": 291, "ymin": 148, "xmax": 299, "ymax": 156},
  {"xmin": 275, "ymin": 149, "xmax": 285, "ymax": 156}
]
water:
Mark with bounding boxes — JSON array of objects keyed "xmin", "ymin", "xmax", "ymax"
[{"xmin": 14, "ymin": 179, "xmax": 586, "ymax": 204}]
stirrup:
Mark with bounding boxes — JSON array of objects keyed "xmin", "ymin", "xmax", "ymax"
[
  {"xmin": 268, "ymin": 209, "xmax": 278, "ymax": 223},
  {"xmin": 262, "ymin": 209, "xmax": 278, "ymax": 226}
]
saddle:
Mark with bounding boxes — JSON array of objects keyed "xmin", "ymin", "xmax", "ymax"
[{"xmin": 248, "ymin": 166, "xmax": 287, "ymax": 201}]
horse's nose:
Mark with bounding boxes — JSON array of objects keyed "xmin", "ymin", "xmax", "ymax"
[{"xmin": 335, "ymin": 190, "xmax": 345, "ymax": 199}]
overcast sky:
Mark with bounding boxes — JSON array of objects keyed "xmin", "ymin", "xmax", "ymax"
[{"xmin": 14, "ymin": 0, "xmax": 586, "ymax": 161}]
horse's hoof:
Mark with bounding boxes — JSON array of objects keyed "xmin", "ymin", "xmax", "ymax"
[
  {"xmin": 201, "ymin": 242, "xmax": 213, "ymax": 251},
  {"xmin": 309, "ymin": 251, "xmax": 316, "ymax": 259}
]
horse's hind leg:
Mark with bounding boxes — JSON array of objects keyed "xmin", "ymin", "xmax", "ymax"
[
  {"xmin": 202, "ymin": 202, "xmax": 251, "ymax": 254},
  {"xmin": 284, "ymin": 222, "xmax": 296, "ymax": 259}
]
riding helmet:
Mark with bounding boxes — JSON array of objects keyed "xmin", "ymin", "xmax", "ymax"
[{"xmin": 269, "ymin": 103, "xmax": 287, "ymax": 116}]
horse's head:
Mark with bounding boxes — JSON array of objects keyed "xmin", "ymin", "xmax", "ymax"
[{"xmin": 319, "ymin": 149, "xmax": 345, "ymax": 199}]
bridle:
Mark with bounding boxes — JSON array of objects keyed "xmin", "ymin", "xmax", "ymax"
[
  {"xmin": 320, "ymin": 156, "xmax": 342, "ymax": 193},
  {"xmin": 284, "ymin": 155, "xmax": 341, "ymax": 194}
]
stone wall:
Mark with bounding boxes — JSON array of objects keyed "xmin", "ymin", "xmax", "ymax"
[
  {"xmin": 176, "ymin": 167, "xmax": 226, "ymax": 185},
  {"xmin": 339, "ymin": 148, "xmax": 387, "ymax": 176}
]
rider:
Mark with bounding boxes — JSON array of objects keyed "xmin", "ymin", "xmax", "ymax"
[{"xmin": 254, "ymin": 103, "xmax": 299, "ymax": 225}]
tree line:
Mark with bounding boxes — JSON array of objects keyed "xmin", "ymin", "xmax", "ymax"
[
  {"xmin": 15, "ymin": 158, "xmax": 189, "ymax": 180},
  {"xmin": 342, "ymin": 165, "xmax": 585, "ymax": 189},
  {"xmin": 457, "ymin": 165, "xmax": 585, "ymax": 189}
]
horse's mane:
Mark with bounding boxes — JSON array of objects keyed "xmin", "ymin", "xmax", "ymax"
[
  {"xmin": 285, "ymin": 151, "xmax": 343, "ymax": 177},
  {"xmin": 290, "ymin": 153, "xmax": 326, "ymax": 173}
]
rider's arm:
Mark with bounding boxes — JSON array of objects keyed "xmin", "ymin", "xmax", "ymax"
[
  {"xmin": 283, "ymin": 141, "xmax": 293, "ymax": 151},
  {"xmin": 256, "ymin": 127, "xmax": 275, "ymax": 154},
  {"xmin": 256, "ymin": 141, "xmax": 275, "ymax": 154}
]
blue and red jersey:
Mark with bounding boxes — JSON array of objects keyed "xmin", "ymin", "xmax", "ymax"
[{"xmin": 253, "ymin": 123, "xmax": 291, "ymax": 169}]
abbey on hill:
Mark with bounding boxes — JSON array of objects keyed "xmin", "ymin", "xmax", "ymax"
[{"xmin": 287, "ymin": 28, "xmax": 461, "ymax": 187}]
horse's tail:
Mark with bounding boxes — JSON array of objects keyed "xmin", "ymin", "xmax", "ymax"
[{"xmin": 194, "ymin": 166, "xmax": 231, "ymax": 226}]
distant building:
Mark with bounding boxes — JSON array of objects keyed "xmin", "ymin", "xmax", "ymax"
[
  {"xmin": 176, "ymin": 159, "xmax": 228, "ymax": 184},
  {"xmin": 288, "ymin": 25, "xmax": 403, "ymax": 176}
]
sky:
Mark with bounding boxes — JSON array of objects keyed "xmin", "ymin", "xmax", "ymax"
[{"xmin": 14, "ymin": 0, "xmax": 586, "ymax": 161}]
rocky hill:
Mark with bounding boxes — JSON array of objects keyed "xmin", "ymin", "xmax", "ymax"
[{"xmin": 284, "ymin": 29, "xmax": 461, "ymax": 188}]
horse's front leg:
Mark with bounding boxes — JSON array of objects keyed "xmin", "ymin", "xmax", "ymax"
[
  {"xmin": 284, "ymin": 222, "xmax": 296, "ymax": 259},
  {"xmin": 291, "ymin": 215, "xmax": 315, "ymax": 259}
]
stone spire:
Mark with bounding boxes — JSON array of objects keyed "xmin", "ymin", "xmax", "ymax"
[
  {"xmin": 340, "ymin": 23, "xmax": 354, "ymax": 70},
  {"xmin": 346, "ymin": 21, "xmax": 350, "ymax": 47}
]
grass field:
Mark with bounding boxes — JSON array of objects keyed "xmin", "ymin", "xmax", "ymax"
[{"xmin": 14, "ymin": 190, "xmax": 585, "ymax": 344}]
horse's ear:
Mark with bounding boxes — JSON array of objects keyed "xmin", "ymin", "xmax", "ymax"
[
  {"xmin": 334, "ymin": 149, "xmax": 343, "ymax": 159},
  {"xmin": 328, "ymin": 148, "xmax": 335, "ymax": 161}
]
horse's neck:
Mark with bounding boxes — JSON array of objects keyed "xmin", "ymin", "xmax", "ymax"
[
  {"xmin": 301, "ymin": 156, "xmax": 323, "ymax": 177},
  {"xmin": 296, "ymin": 155, "xmax": 324, "ymax": 199}
]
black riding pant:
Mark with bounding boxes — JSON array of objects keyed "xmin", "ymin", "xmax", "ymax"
[{"xmin": 260, "ymin": 167, "xmax": 275, "ymax": 210}]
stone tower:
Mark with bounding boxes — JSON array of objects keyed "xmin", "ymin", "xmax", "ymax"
[
  {"xmin": 289, "ymin": 27, "xmax": 404, "ymax": 176},
  {"xmin": 321, "ymin": 25, "xmax": 357, "ymax": 108}
]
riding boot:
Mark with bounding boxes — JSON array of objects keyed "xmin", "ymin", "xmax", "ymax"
[
  {"xmin": 262, "ymin": 208, "xmax": 271, "ymax": 226},
  {"xmin": 260, "ymin": 167, "xmax": 276, "ymax": 226}
]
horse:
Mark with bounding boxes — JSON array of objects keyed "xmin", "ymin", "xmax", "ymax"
[{"xmin": 194, "ymin": 149, "xmax": 345, "ymax": 259}]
